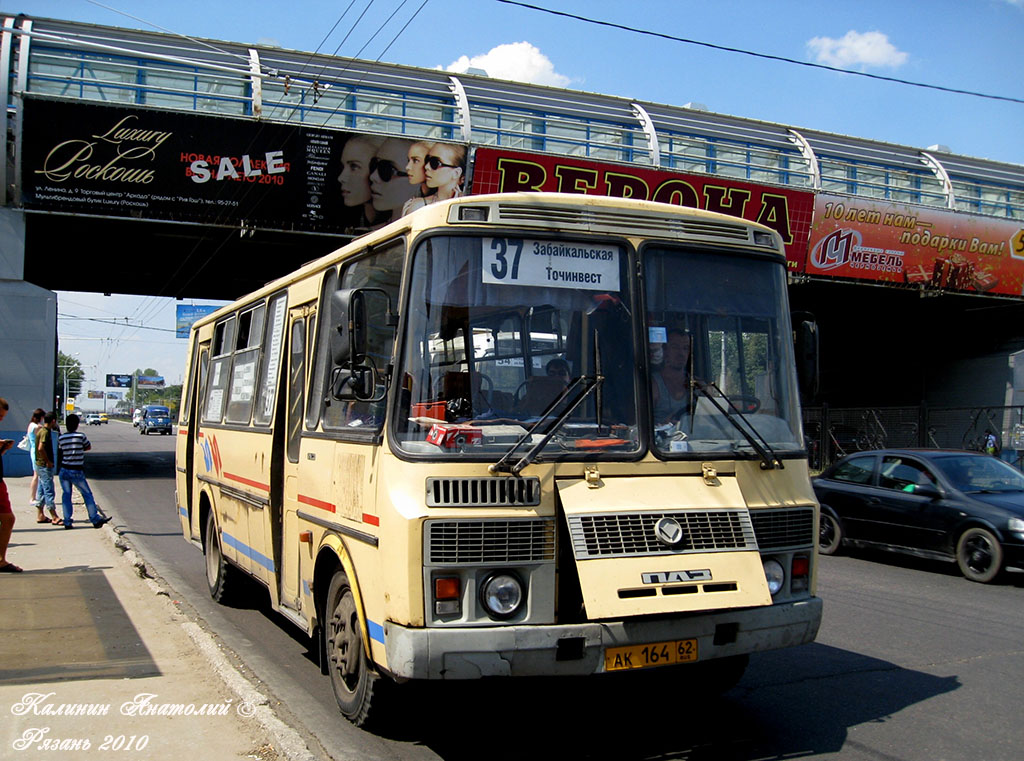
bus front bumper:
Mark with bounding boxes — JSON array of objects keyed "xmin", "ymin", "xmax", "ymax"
[{"xmin": 383, "ymin": 596, "xmax": 822, "ymax": 680}]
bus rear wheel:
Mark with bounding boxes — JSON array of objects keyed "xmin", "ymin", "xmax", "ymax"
[
  {"xmin": 205, "ymin": 512, "xmax": 239, "ymax": 603},
  {"xmin": 325, "ymin": 571, "xmax": 389, "ymax": 728}
]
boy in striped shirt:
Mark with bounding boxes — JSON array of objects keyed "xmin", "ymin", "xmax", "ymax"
[{"xmin": 57, "ymin": 414, "xmax": 110, "ymax": 529}]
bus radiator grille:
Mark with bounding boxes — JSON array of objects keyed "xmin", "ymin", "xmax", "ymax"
[
  {"xmin": 426, "ymin": 477, "xmax": 542, "ymax": 507},
  {"xmin": 426, "ymin": 519, "xmax": 555, "ymax": 565},
  {"xmin": 749, "ymin": 507, "xmax": 815, "ymax": 550},
  {"xmin": 567, "ymin": 509, "xmax": 757, "ymax": 559}
]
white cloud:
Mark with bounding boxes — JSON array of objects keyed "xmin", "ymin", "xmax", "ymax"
[
  {"xmin": 445, "ymin": 41, "xmax": 571, "ymax": 87},
  {"xmin": 807, "ymin": 30, "xmax": 908, "ymax": 69}
]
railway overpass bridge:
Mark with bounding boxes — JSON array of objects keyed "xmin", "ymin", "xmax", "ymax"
[{"xmin": 2, "ymin": 13, "xmax": 1024, "ymax": 474}]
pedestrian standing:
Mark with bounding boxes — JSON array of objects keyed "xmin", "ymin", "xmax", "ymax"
[
  {"xmin": 984, "ymin": 429, "xmax": 1000, "ymax": 457},
  {"xmin": 35, "ymin": 411, "xmax": 60, "ymax": 524},
  {"xmin": 57, "ymin": 414, "xmax": 109, "ymax": 529},
  {"xmin": 0, "ymin": 397, "xmax": 23, "ymax": 572},
  {"xmin": 27, "ymin": 408, "xmax": 46, "ymax": 522}
]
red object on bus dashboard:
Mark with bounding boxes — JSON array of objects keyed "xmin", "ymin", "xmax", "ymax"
[{"xmin": 427, "ymin": 424, "xmax": 482, "ymax": 448}]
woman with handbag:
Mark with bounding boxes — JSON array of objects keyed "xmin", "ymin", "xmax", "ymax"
[{"xmin": 25, "ymin": 408, "xmax": 47, "ymax": 523}]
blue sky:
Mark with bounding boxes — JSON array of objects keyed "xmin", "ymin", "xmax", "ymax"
[{"xmin": 16, "ymin": 0, "xmax": 1024, "ymax": 398}]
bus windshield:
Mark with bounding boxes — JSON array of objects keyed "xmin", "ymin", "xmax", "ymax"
[
  {"xmin": 644, "ymin": 247, "xmax": 803, "ymax": 457},
  {"xmin": 394, "ymin": 234, "xmax": 640, "ymax": 457}
]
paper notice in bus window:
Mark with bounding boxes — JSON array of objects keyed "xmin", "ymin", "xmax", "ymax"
[
  {"xmin": 230, "ymin": 359, "xmax": 256, "ymax": 402},
  {"xmin": 482, "ymin": 238, "xmax": 620, "ymax": 291},
  {"xmin": 206, "ymin": 389, "xmax": 223, "ymax": 419}
]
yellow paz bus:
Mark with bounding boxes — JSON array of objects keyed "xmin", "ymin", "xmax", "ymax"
[{"xmin": 175, "ymin": 192, "xmax": 823, "ymax": 728}]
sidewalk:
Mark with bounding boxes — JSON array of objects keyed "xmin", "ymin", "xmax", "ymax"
[{"xmin": 1, "ymin": 475, "xmax": 314, "ymax": 761}]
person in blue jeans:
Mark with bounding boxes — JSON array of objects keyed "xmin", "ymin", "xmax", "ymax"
[
  {"xmin": 35, "ymin": 411, "xmax": 59, "ymax": 523},
  {"xmin": 57, "ymin": 414, "xmax": 110, "ymax": 529}
]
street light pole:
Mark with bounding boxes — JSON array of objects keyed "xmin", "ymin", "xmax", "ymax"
[{"xmin": 57, "ymin": 363, "xmax": 76, "ymax": 421}]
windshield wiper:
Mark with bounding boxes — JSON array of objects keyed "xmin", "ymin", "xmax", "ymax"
[
  {"xmin": 490, "ymin": 331, "xmax": 606, "ymax": 475},
  {"xmin": 488, "ymin": 374, "xmax": 604, "ymax": 475},
  {"xmin": 691, "ymin": 379, "xmax": 783, "ymax": 470}
]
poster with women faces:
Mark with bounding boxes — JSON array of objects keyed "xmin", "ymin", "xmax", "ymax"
[
  {"xmin": 21, "ymin": 96, "xmax": 469, "ymax": 238},
  {"xmin": 330, "ymin": 134, "xmax": 468, "ymax": 235}
]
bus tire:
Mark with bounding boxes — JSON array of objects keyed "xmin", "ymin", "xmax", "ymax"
[
  {"xmin": 956, "ymin": 526, "xmax": 1003, "ymax": 583},
  {"xmin": 205, "ymin": 512, "xmax": 239, "ymax": 604},
  {"xmin": 325, "ymin": 571, "xmax": 389, "ymax": 728}
]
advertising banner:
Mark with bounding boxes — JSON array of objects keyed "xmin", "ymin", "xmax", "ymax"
[
  {"xmin": 176, "ymin": 304, "xmax": 221, "ymax": 339},
  {"xmin": 106, "ymin": 374, "xmax": 133, "ymax": 388},
  {"xmin": 470, "ymin": 148, "xmax": 815, "ymax": 270},
  {"xmin": 107, "ymin": 392, "xmax": 123, "ymax": 400},
  {"xmin": 137, "ymin": 376, "xmax": 165, "ymax": 387},
  {"xmin": 87, "ymin": 390, "xmax": 104, "ymax": 399},
  {"xmin": 806, "ymin": 194, "xmax": 1024, "ymax": 296},
  {"xmin": 21, "ymin": 97, "xmax": 468, "ymax": 237}
]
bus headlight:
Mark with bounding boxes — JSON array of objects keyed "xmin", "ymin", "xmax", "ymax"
[
  {"xmin": 762, "ymin": 559, "xmax": 785, "ymax": 596},
  {"xmin": 479, "ymin": 571, "xmax": 525, "ymax": 620}
]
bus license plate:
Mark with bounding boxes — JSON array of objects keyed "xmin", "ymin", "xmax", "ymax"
[{"xmin": 604, "ymin": 638, "xmax": 698, "ymax": 672}]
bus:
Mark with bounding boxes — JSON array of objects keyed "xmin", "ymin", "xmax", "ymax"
[{"xmin": 175, "ymin": 192, "xmax": 822, "ymax": 728}]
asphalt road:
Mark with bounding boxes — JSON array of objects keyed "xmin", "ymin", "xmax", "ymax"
[{"xmin": 82, "ymin": 422, "xmax": 1024, "ymax": 761}]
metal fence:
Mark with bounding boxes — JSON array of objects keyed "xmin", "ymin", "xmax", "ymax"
[{"xmin": 803, "ymin": 405, "xmax": 1024, "ymax": 471}]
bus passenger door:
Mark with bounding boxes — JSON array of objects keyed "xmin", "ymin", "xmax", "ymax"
[
  {"xmin": 279, "ymin": 311, "xmax": 310, "ymax": 612},
  {"xmin": 175, "ymin": 339, "xmax": 201, "ymax": 540},
  {"xmin": 184, "ymin": 343, "xmax": 210, "ymax": 542}
]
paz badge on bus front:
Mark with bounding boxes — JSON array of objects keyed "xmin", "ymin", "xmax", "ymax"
[{"xmin": 642, "ymin": 569, "xmax": 713, "ymax": 584}]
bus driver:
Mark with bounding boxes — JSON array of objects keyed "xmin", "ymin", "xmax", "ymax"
[{"xmin": 651, "ymin": 329, "xmax": 692, "ymax": 423}]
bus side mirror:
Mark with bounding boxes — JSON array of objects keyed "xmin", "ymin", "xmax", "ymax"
[
  {"xmin": 794, "ymin": 317, "xmax": 819, "ymax": 400},
  {"xmin": 331, "ymin": 365, "xmax": 376, "ymax": 401},
  {"xmin": 331, "ymin": 288, "xmax": 367, "ymax": 365},
  {"xmin": 329, "ymin": 287, "xmax": 394, "ymax": 403}
]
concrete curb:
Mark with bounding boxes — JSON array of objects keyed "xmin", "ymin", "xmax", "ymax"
[{"xmin": 99, "ymin": 523, "xmax": 318, "ymax": 761}]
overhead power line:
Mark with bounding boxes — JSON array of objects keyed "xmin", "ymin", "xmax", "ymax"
[
  {"xmin": 58, "ymin": 313, "xmax": 177, "ymax": 333},
  {"xmin": 496, "ymin": 0, "xmax": 1024, "ymax": 106}
]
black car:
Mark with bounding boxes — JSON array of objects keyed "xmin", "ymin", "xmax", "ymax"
[
  {"xmin": 139, "ymin": 405, "xmax": 173, "ymax": 435},
  {"xmin": 813, "ymin": 449, "xmax": 1024, "ymax": 583}
]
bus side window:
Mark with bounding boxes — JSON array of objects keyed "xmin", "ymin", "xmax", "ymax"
[
  {"xmin": 287, "ymin": 317, "xmax": 306, "ymax": 463},
  {"xmin": 322, "ymin": 243, "xmax": 404, "ymax": 433},
  {"xmin": 203, "ymin": 315, "xmax": 235, "ymax": 423},
  {"xmin": 306, "ymin": 268, "xmax": 338, "ymax": 431}
]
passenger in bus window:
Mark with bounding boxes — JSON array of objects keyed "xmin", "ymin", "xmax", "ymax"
[
  {"xmin": 369, "ymin": 139, "xmax": 421, "ymax": 227},
  {"xmin": 546, "ymin": 358, "xmax": 571, "ymax": 385},
  {"xmin": 337, "ymin": 134, "xmax": 383, "ymax": 232},
  {"xmin": 651, "ymin": 330, "xmax": 692, "ymax": 423}
]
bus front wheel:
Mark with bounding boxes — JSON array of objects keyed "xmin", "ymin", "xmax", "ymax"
[{"xmin": 325, "ymin": 571, "xmax": 390, "ymax": 728}]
